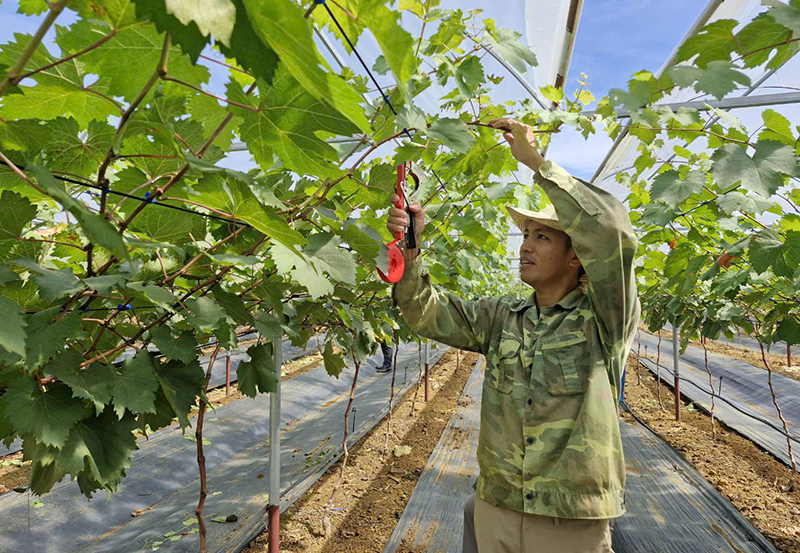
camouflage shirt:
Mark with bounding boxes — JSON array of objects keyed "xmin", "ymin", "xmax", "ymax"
[{"xmin": 393, "ymin": 160, "xmax": 640, "ymax": 520}]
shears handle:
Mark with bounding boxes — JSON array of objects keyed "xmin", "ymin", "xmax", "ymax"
[{"xmin": 395, "ymin": 163, "xmax": 417, "ymax": 249}]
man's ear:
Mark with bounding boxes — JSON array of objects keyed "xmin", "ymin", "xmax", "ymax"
[{"xmin": 567, "ymin": 249, "xmax": 582, "ymax": 269}]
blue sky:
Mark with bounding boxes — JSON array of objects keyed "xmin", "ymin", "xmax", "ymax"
[{"xmin": 0, "ymin": 0, "xmax": 778, "ymax": 182}]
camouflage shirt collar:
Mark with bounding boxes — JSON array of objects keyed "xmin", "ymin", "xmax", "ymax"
[{"xmin": 510, "ymin": 286, "xmax": 585, "ymax": 314}]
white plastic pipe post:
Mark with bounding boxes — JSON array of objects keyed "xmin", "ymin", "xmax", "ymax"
[{"xmin": 268, "ymin": 336, "xmax": 282, "ymax": 552}]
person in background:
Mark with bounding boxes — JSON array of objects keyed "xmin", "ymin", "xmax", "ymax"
[
  {"xmin": 387, "ymin": 118, "xmax": 639, "ymax": 553},
  {"xmin": 376, "ymin": 340, "xmax": 393, "ymax": 373}
]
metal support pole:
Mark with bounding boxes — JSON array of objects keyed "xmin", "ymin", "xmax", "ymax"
[
  {"xmin": 672, "ymin": 322, "xmax": 681, "ymax": 422},
  {"xmin": 268, "ymin": 336, "xmax": 282, "ymax": 553},
  {"xmin": 225, "ymin": 354, "xmax": 231, "ymax": 397},
  {"xmin": 424, "ymin": 339, "xmax": 431, "ymax": 403}
]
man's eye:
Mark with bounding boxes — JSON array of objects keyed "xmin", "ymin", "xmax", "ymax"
[{"xmin": 538, "ymin": 234, "xmax": 547, "ymax": 240}]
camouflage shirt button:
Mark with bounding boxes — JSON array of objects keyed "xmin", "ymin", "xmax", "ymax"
[
  {"xmin": 525, "ymin": 492, "xmax": 534, "ymax": 501},
  {"xmin": 526, "ymin": 437, "xmax": 535, "ymax": 445}
]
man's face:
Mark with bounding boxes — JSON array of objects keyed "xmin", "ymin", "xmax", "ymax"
[{"xmin": 519, "ymin": 221, "xmax": 580, "ymax": 288}]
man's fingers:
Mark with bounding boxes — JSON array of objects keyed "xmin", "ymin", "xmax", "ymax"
[
  {"xmin": 503, "ymin": 132, "xmax": 514, "ymax": 145},
  {"xmin": 408, "ymin": 201, "xmax": 423, "ymax": 214}
]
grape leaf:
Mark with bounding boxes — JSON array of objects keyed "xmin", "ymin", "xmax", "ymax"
[
  {"xmin": 227, "ymin": 69, "xmax": 355, "ymax": 180},
  {"xmin": 716, "ymin": 191, "xmax": 773, "ymax": 215},
  {"xmin": 215, "ymin": 0, "xmax": 278, "ymax": 85},
  {"xmin": 669, "ymin": 61, "xmax": 750, "ymax": 100},
  {"xmin": 23, "ymin": 308, "xmax": 83, "ymax": 372},
  {"xmin": 650, "ymin": 169, "xmax": 706, "ymax": 208},
  {"xmin": 155, "ymin": 359, "xmax": 205, "ymax": 429},
  {"xmin": 427, "ymin": 118, "xmax": 474, "ymax": 154},
  {"xmin": 361, "ymin": 4, "xmax": 416, "ymax": 95},
  {"xmin": 237, "ymin": 343, "xmax": 277, "ymax": 397},
  {"xmin": 763, "ymin": 0, "xmax": 800, "ymax": 35},
  {"xmin": 253, "ymin": 311, "xmax": 283, "ymax": 340},
  {"xmin": 149, "ymin": 326, "xmax": 199, "ymax": 364},
  {"xmin": 323, "ymin": 340, "xmax": 346, "ymax": 378},
  {"xmin": 305, "ymin": 233, "xmax": 357, "ymax": 286},
  {"xmin": 776, "ymin": 316, "xmax": 800, "ymax": 345},
  {"xmin": 0, "ymin": 376, "xmax": 87, "ymax": 448},
  {"xmin": 736, "ymin": 12, "xmax": 794, "ymax": 69},
  {"xmin": 269, "ymin": 241, "xmax": 333, "ymax": 299},
  {"xmin": 29, "ymin": 165, "xmax": 128, "ymax": 259},
  {"xmin": 213, "ymin": 288, "xmax": 255, "ymax": 326},
  {"xmin": 12, "ymin": 258, "xmax": 84, "ymax": 302},
  {"xmin": 184, "ymin": 296, "xmax": 228, "ymax": 333},
  {"xmin": 0, "ymin": 190, "xmax": 37, "ymax": 241},
  {"xmin": 676, "ymin": 19, "xmax": 737, "ymax": 67},
  {"xmin": 44, "ymin": 349, "xmax": 114, "ymax": 413},
  {"xmin": 63, "ymin": 20, "xmax": 210, "ymax": 103},
  {"xmin": 749, "ymin": 229, "xmax": 791, "ymax": 277},
  {"xmin": 241, "ymin": 0, "xmax": 369, "ymax": 132},
  {"xmin": 711, "ymin": 141, "xmax": 797, "ymax": 198},
  {"xmin": 112, "ymin": 351, "xmax": 159, "ymax": 419},
  {"xmin": 486, "ymin": 27, "xmax": 537, "ymax": 74},
  {"xmin": 129, "ymin": 204, "xmax": 206, "ymax": 244},
  {"xmin": 58, "ymin": 409, "xmax": 139, "ymax": 497},
  {"xmin": 165, "ymin": 0, "xmax": 236, "ymax": 46},
  {"xmin": 0, "ymin": 296, "xmax": 26, "ymax": 358},
  {"xmin": 134, "ymin": 0, "xmax": 210, "ymax": 62},
  {"xmin": 41, "ymin": 118, "xmax": 114, "ymax": 178},
  {"xmin": 397, "ymin": 104, "xmax": 428, "ymax": 133},
  {"xmin": 126, "ymin": 282, "xmax": 178, "ymax": 312}
]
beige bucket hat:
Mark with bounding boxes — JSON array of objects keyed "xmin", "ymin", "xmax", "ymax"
[{"xmin": 506, "ymin": 204, "xmax": 562, "ymax": 232}]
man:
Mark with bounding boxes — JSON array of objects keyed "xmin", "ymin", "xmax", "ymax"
[
  {"xmin": 387, "ymin": 118, "xmax": 639, "ymax": 552},
  {"xmin": 376, "ymin": 339, "xmax": 394, "ymax": 373}
]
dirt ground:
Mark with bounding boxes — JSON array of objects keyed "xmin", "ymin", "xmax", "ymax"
[
  {"xmin": 624, "ymin": 355, "xmax": 800, "ymax": 552},
  {"xmin": 637, "ymin": 325, "xmax": 800, "ymax": 382},
  {"xmin": 0, "ymin": 347, "xmax": 325, "ymax": 497},
  {"xmin": 243, "ymin": 349, "xmax": 478, "ymax": 553}
]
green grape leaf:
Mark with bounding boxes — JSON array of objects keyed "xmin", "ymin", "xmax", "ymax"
[
  {"xmin": 216, "ymin": 0, "xmax": 278, "ymax": 85},
  {"xmin": 0, "ymin": 84, "xmax": 120, "ymax": 127},
  {"xmin": 716, "ymin": 191, "xmax": 772, "ymax": 215},
  {"xmin": 29, "ymin": 165, "xmax": 128, "ymax": 259},
  {"xmin": 112, "ymin": 351, "xmax": 159, "ymax": 419},
  {"xmin": 763, "ymin": 0, "xmax": 800, "ymax": 35},
  {"xmin": 64, "ymin": 20, "xmax": 210, "ymax": 103},
  {"xmin": 361, "ymin": 4, "xmax": 415, "ymax": 95},
  {"xmin": 181, "ymin": 150, "xmax": 283, "ymax": 208},
  {"xmin": 427, "ymin": 118, "xmax": 474, "ymax": 154},
  {"xmin": 711, "ymin": 141, "xmax": 797, "ymax": 198},
  {"xmin": 126, "ymin": 282, "xmax": 179, "ymax": 312},
  {"xmin": 237, "ymin": 343, "xmax": 277, "ymax": 397},
  {"xmin": 227, "ymin": 70, "xmax": 354, "ymax": 180},
  {"xmin": 155, "ymin": 359, "xmax": 205, "ymax": 429},
  {"xmin": 24, "ymin": 308, "xmax": 83, "ymax": 372},
  {"xmin": 783, "ymin": 230, "xmax": 800, "ymax": 271},
  {"xmin": 17, "ymin": 0, "xmax": 49, "ymax": 15},
  {"xmin": 164, "ymin": 0, "xmax": 236, "ymax": 46},
  {"xmin": 253, "ymin": 311, "xmax": 283, "ymax": 340},
  {"xmin": 184, "ymin": 296, "xmax": 228, "ymax": 333},
  {"xmin": 454, "ymin": 55, "xmax": 485, "ymax": 100},
  {"xmin": 486, "ymin": 27, "xmax": 537, "ymax": 74},
  {"xmin": 676, "ymin": 19, "xmax": 737, "ymax": 68},
  {"xmin": 749, "ymin": 229, "xmax": 791, "ymax": 277},
  {"xmin": 396, "ymin": 104, "xmax": 428, "ymax": 133},
  {"xmin": 213, "ymin": 288, "xmax": 255, "ymax": 326},
  {"xmin": 134, "ymin": 0, "xmax": 210, "ymax": 62},
  {"xmin": 342, "ymin": 220, "xmax": 383, "ymax": 268},
  {"xmin": 0, "ymin": 190, "xmax": 36, "ymax": 241},
  {"xmin": 639, "ymin": 201, "xmax": 678, "ymax": 227},
  {"xmin": 149, "ymin": 326, "xmax": 199, "ymax": 364},
  {"xmin": 322, "ymin": 340, "xmax": 347, "ymax": 378},
  {"xmin": 241, "ymin": 0, "xmax": 369, "ymax": 132},
  {"xmin": 187, "ymin": 175, "xmax": 305, "ymax": 253},
  {"xmin": 759, "ymin": 108, "xmax": 795, "ymax": 146},
  {"xmin": 12, "ymin": 258, "xmax": 84, "ymax": 302},
  {"xmin": 306, "ymin": 233, "xmax": 357, "ymax": 286},
  {"xmin": 41, "ymin": 118, "xmax": 114, "ymax": 178},
  {"xmin": 676, "ymin": 255, "xmax": 708, "ymax": 296},
  {"xmin": 269, "ymin": 241, "xmax": 333, "ymax": 299},
  {"xmin": 44, "ymin": 350, "xmax": 115, "ymax": 413},
  {"xmin": 736, "ymin": 12, "xmax": 794, "ymax": 68},
  {"xmin": 650, "ymin": 169, "xmax": 706, "ymax": 208},
  {"xmin": 0, "ymin": 376, "xmax": 87, "ymax": 448},
  {"xmin": 0, "ymin": 296, "xmax": 26, "ymax": 358},
  {"xmin": 58, "ymin": 409, "xmax": 139, "ymax": 497},
  {"xmin": 776, "ymin": 317, "xmax": 800, "ymax": 345},
  {"xmin": 129, "ymin": 204, "xmax": 206, "ymax": 244},
  {"xmin": 669, "ymin": 61, "xmax": 750, "ymax": 100}
]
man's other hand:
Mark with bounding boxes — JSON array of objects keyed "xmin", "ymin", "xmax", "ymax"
[{"xmin": 488, "ymin": 118, "xmax": 546, "ymax": 172}]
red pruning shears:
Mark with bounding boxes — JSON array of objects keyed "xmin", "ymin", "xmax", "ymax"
[{"xmin": 378, "ymin": 161, "xmax": 421, "ymax": 283}]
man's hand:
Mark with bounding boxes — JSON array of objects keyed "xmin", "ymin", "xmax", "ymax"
[
  {"xmin": 488, "ymin": 118, "xmax": 546, "ymax": 172},
  {"xmin": 387, "ymin": 195, "xmax": 425, "ymax": 261}
]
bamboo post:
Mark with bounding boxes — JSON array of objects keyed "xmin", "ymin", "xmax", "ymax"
[
  {"xmin": 788, "ymin": 344, "xmax": 792, "ymax": 368},
  {"xmin": 268, "ymin": 336, "xmax": 282, "ymax": 553},
  {"xmin": 225, "ymin": 354, "xmax": 231, "ymax": 396}
]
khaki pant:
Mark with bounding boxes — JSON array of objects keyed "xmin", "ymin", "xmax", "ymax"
[{"xmin": 463, "ymin": 495, "xmax": 613, "ymax": 553}]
